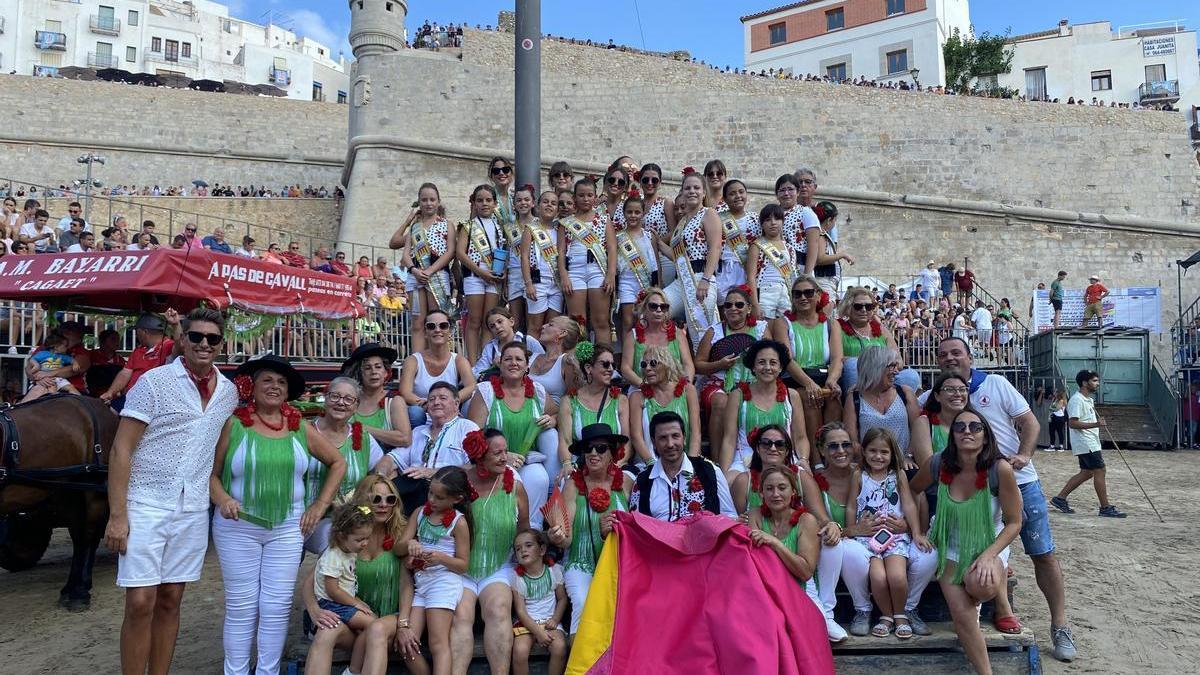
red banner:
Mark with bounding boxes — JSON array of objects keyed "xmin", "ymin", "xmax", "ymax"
[{"xmin": 0, "ymin": 248, "xmax": 363, "ymax": 320}]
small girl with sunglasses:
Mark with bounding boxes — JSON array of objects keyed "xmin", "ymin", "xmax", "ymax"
[
  {"xmin": 745, "ymin": 204, "xmax": 793, "ymax": 319},
  {"xmin": 396, "ymin": 466, "xmax": 471, "ymax": 675}
]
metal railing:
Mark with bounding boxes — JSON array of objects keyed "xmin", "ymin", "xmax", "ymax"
[
  {"xmin": 1149, "ymin": 356, "xmax": 1179, "ymax": 447},
  {"xmin": 145, "ymin": 51, "xmax": 198, "ymax": 68},
  {"xmin": 1139, "ymin": 80, "xmax": 1180, "ymax": 102},
  {"xmin": 894, "ymin": 324, "xmax": 1028, "ymax": 372},
  {"xmin": 89, "ymin": 15, "xmax": 121, "ymax": 35},
  {"xmin": 87, "ymin": 52, "xmax": 119, "ymax": 69},
  {"xmin": 1171, "ymin": 293, "xmax": 1200, "ymax": 369}
]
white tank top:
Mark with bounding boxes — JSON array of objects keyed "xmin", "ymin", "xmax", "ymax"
[
  {"xmin": 415, "ymin": 510, "xmax": 463, "ymax": 575},
  {"xmin": 528, "ymin": 353, "xmax": 567, "ymax": 404},
  {"xmin": 413, "ymin": 351, "xmax": 459, "ymax": 398}
]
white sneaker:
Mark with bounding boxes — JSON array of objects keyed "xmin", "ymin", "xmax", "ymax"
[{"xmin": 826, "ymin": 617, "xmax": 848, "ymax": 643}]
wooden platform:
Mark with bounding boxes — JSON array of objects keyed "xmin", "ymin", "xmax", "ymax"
[
  {"xmin": 834, "ymin": 622, "xmax": 1038, "ymax": 674},
  {"xmin": 1095, "ymin": 403, "xmax": 1168, "ymax": 449}
]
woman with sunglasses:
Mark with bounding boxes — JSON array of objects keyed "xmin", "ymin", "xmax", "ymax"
[
  {"xmin": 637, "ymin": 163, "xmax": 678, "ymax": 287},
  {"xmin": 261, "ymin": 243, "xmax": 285, "ymax": 265},
  {"xmin": 467, "ymin": 341, "xmax": 560, "ymax": 527},
  {"xmin": 302, "ymin": 377, "xmax": 388, "ymax": 554},
  {"xmin": 838, "ymin": 287, "xmax": 899, "ymax": 392},
  {"xmin": 557, "ymin": 341, "xmax": 629, "ymax": 482},
  {"xmin": 775, "ymin": 275, "xmax": 844, "ymax": 451},
  {"xmin": 599, "ymin": 166, "xmax": 630, "ymax": 231},
  {"xmin": 398, "ymin": 308, "xmax": 476, "ymax": 428},
  {"xmin": 627, "ymin": 346, "xmax": 700, "ymax": 468},
  {"xmin": 695, "ymin": 286, "xmax": 772, "ymax": 452},
  {"xmin": 302, "ymin": 476, "xmax": 410, "ymax": 675},
  {"xmin": 487, "ymin": 156, "xmax": 516, "ymax": 226},
  {"xmin": 620, "ymin": 287, "xmax": 695, "ymax": 386},
  {"xmin": 341, "ymin": 343, "xmax": 413, "ymax": 451},
  {"xmin": 557, "ymin": 177, "xmax": 616, "ymax": 344},
  {"xmin": 391, "ymin": 182, "xmax": 455, "ymax": 352},
  {"xmin": 521, "ymin": 191, "xmax": 564, "ymax": 337},
  {"xmin": 547, "ymin": 161, "xmax": 574, "ymax": 192},
  {"xmin": 210, "ymin": 356, "xmax": 346, "ymax": 675},
  {"xmin": 458, "ymin": 184, "xmax": 506, "ymax": 365},
  {"xmin": 662, "ymin": 170, "xmax": 722, "ymax": 348},
  {"xmin": 702, "ymin": 159, "xmax": 727, "ymax": 210},
  {"xmin": 909, "ymin": 410, "xmax": 1023, "ymax": 673},
  {"xmin": 774, "ymin": 174, "xmax": 821, "ymax": 279},
  {"xmin": 720, "ymin": 339, "xmax": 807, "ymax": 478},
  {"xmin": 548, "ymin": 422, "xmax": 632, "ymax": 636}
]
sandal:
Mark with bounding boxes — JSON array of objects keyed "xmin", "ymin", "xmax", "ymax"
[
  {"xmin": 993, "ymin": 614, "xmax": 1023, "ymax": 634},
  {"xmin": 871, "ymin": 617, "xmax": 895, "ymax": 637},
  {"xmin": 894, "ymin": 616, "xmax": 913, "ymax": 639}
]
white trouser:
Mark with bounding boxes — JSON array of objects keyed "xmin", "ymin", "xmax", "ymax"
[
  {"xmin": 805, "ymin": 541, "xmax": 844, "ymax": 619},
  {"xmin": 212, "ymin": 513, "xmax": 303, "ymax": 675},
  {"xmin": 519, "ymin": 429, "xmax": 560, "ymax": 529},
  {"xmin": 564, "ymin": 567, "xmax": 593, "ymax": 635},
  {"xmin": 662, "ymin": 272, "xmax": 718, "ymax": 350},
  {"xmin": 840, "ymin": 536, "xmax": 938, "ymax": 613}
]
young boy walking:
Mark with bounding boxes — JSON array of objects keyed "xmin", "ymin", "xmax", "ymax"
[{"xmin": 1050, "ymin": 370, "xmax": 1127, "ymax": 518}]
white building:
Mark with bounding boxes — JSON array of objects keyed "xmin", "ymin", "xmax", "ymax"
[
  {"xmin": 0, "ymin": 0, "xmax": 351, "ymax": 103},
  {"xmin": 996, "ymin": 19, "xmax": 1199, "ymax": 114},
  {"xmin": 740, "ymin": 0, "xmax": 971, "ymax": 87}
]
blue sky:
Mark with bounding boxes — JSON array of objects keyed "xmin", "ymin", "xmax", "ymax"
[{"xmin": 229, "ymin": 1, "xmax": 1198, "ymax": 68}]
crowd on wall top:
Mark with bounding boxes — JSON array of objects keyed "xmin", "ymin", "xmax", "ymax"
[{"xmin": 0, "ymin": 183, "xmax": 342, "ymax": 200}]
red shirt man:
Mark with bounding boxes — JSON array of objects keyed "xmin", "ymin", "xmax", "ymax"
[
  {"xmin": 1084, "ymin": 279, "xmax": 1109, "ymax": 305},
  {"xmin": 100, "ymin": 311, "xmax": 180, "ymax": 402}
]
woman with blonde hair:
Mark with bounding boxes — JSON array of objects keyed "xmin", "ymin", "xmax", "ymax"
[
  {"xmin": 627, "ymin": 346, "xmax": 701, "ymax": 468},
  {"xmin": 619, "ymin": 286, "xmax": 695, "ymax": 386},
  {"xmin": 529, "ymin": 315, "xmax": 583, "ymax": 407}
]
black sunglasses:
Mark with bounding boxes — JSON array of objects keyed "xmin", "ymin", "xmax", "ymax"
[
  {"xmin": 793, "ymin": 288, "xmax": 817, "ymax": 299},
  {"xmin": 646, "ymin": 302, "xmax": 669, "ymax": 312},
  {"xmin": 186, "ymin": 331, "xmax": 224, "ymax": 346},
  {"xmin": 639, "ymin": 359, "xmax": 660, "ymax": 371},
  {"xmin": 583, "ymin": 443, "xmax": 610, "ymax": 455},
  {"xmin": 371, "ymin": 494, "xmax": 398, "ymax": 505},
  {"xmin": 852, "ymin": 302, "xmax": 877, "ymax": 312},
  {"xmin": 594, "ymin": 359, "xmax": 614, "ymax": 369},
  {"xmin": 491, "ymin": 166, "xmax": 512, "ymax": 176},
  {"xmin": 705, "ymin": 171, "xmax": 724, "ymax": 178},
  {"xmin": 952, "ymin": 421, "xmax": 985, "ymax": 434},
  {"xmin": 606, "ymin": 176, "xmax": 627, "ymax": 187},
  {"xmin": 551, "ymin": 172, "xmax": 572, "ymax": 179},
  {"xmin": 640, "ymin": 176, "xmax": 660, "ymax": 186},
  {"xmin": 722, "ymin": 301, "xmax": 747, "ymax": 310},
  {"xmin": 757, "ymin": 439, "xmax": 789, "ymax": 450},
  {"xmin": 824, "ymin": 440, "xmax": 854, "ymax": 451},
  {"xmin": 425, "ymin": 321, "xmax": 450, "ymax": 331}
]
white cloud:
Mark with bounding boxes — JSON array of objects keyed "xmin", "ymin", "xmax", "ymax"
[{"xmin": 290, "ymin": 9, "xmax": 343, "ymax": 51}]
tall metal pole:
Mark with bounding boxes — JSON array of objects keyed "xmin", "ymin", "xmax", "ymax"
[
  {"xmin": 84, "ymin": 160, "xmax": 94, "ymax": 224},
  {"xmin": 514, "ymin": 0, "xmax": 541, "ymax": 192}
]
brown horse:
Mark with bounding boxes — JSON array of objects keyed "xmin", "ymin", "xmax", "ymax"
[{"xmin": 0, "ymin": 395, "xmax": 119, "ymax": 610}]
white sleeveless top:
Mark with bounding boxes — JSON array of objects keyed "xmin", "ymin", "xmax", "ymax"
[
  {"xmin": 413, "ymin": 351, "xmax": 459, "ymax": 398},
  {"xmin": 415, "ymin": 509, "xmax": 463, "ymax": 576},
  {"xmin": 528, "ymin": 353, "xmax": 567, "ymax": 405}
]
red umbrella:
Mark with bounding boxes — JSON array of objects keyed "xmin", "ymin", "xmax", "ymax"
[{"xmin": 0, "ymin": 248, "xmax": 363, "ymax": 320}]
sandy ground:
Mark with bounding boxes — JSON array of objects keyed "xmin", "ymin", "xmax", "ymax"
[{"xmin": 0, "ymin": 448, "xmax": 1191, "ymax": 674}]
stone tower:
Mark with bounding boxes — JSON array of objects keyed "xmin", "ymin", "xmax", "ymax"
[{"xmin": 341, "ymin": 0, "xmax": 408, "ymax": 245}]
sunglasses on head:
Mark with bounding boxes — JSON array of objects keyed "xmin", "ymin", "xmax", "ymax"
[
  {"xmin": 425, "ymin": 321, "xmax": 450, "ymax": 331},
  {"xmin": 186, "ymin": 330, "xmax": 224, "ymax": 346},
  {"xmin": 371, "ymin": 494, "xmax": 398, "ymax": 505},
  {"xmin": 722, "ymin": 300, "xmax": 747, "ymax": 310},
  {"xmin": 491, "ymin": 166, "xmax": 512, "ymax": 176},
  {"xmin": 757, "ymin": 438, "xmax": 789, "ymax": 450},
  {"xmin": 952, "ymin": 421, "xmax": 985, "ymax": 434},
  {"xmin": 824, "ymin": 440, "xmax": 854, "ymax": 451},
  {"xmin": 606, "ymin": 176, "xmax": 627, "ymax": 187},
  {"xmin": 646, "ymin": 301, "xmax": 669, "ymax": 312},
  {"xmin": 639, "ymin": 359, "xmax": 660, "ymax": 371},
  {"xmin": 792, "ymin": 288, "xmax": 817, "ymax": 299},
  {"xmin": 639, "ymin": 176, "xmax": 660, "ymax": 186},
  {"xmin": 583, "ymin": 443, "xmax": 611, "ymax": 455},
  {"xmin": 852, "ymin": 302, "xmax": 877, "ymax": 312}
]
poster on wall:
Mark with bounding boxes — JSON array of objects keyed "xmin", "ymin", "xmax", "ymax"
[{"xmin": 1031, "ymin": 287, "xmax": 1161, "ymax": 333}]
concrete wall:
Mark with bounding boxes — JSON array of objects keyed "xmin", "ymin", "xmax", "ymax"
[{"xmin": 0, "ymin": 74, "xmax": 346, "ymax": 189}]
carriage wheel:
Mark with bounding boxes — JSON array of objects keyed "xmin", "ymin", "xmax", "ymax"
[{"xmin": 0, "ymin": 516, "xmax": 53, "ymax": 572}]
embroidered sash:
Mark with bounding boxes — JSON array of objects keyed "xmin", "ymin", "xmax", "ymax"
[
  {"xmin": 412, "ymin": 221, "xmax": 453, "ymax": 314},
  {"xmin": 467, "ymin": 217, "xmax": 498, "ymax": 270},
  {"xmin": 615, "ymin": 230, "xmax": 653, "ymax": 291},
  {"xmin": 670, "ymin": 240, "xmax": 714, "ymax": 347},
  {"xmin": 722, "ymin": 215, "xmax": 751, "ymax": 265},
  {"xmin": 759, "ymin": 239, "xmax": 795, "ymax": 285},
  {"xmin": 530, "ymin": 224, "xmax": 559, "ymax": 271},
  {"xmin": 561, "ymin": 215, "xmax": 607, "ymax": 271}
]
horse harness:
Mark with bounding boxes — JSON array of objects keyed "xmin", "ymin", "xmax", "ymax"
[{"xmin": 0, "ymin": 394, "xmax": 108, "ymax": 493}]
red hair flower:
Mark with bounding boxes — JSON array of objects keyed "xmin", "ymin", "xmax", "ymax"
[
  {"xmin": 378, "ymin": 396, "xmax": 387, "ymax": 410},
  {"xmin": 282, "ymin": 403, "xmax": 302, "ymax": 431},
  {"xmin": 632, "ymin": 170, "xmax": 642, "ymax": 182},
  {"xmin": 588, "ymin": 487, "xmax": 611, "ymax": 512},
  {"xmin": 234, "ymin": 404, "xmax": 255, "ymax": 427},
  {"xmin": 681, "ymin": 166, "xmax": 696, "ymax": 177},
  {"xmin": 746, "ymin": 314, "xmax": 758, "ymax": 327},
  {"xmin": 687, "ymin": 501, "xmax": 702, "ymax": 513},
  {"xmin": 422, "ymin": 502, "xmax": 433, "ymax": 516},
  {"xmin": 639, "ymin": 382, "xmax": 655, "ymax": 398},
  {"xmin": 351, "ymin": 421, "xmax": 364, "ymax": 451},
  {"xmin": 544, "ymin": 554, "xmax": 556, "ymax": 566},
  {"xmin": 939, "ymin": 466, "xmax": 955, "ymax": 486},
  {"xmin": 572, "ymin": 469, "xmax": 588, "ymax": 493},
  {"xmin": 673, "ymin": 378, "xmax": 687, "ymax": 398},
  {"xmin": 524, "ymin": 376, "xmax": 536, "ymax": 399},
  {"xmin": 464, "ymin": 429, "xmax": 488, "ymax": 463},
  {"xmin": 750, "ymin": 469, "xmax": 761, "ymax": 492},
  {"xmin": 490, "ymin": 375, "xmax": 505, "ymax": 399},
  {"xmin": 636, "ymin": 289, "xmax": 648, "ymax": 305},
  {"xmin": 468, "ymin": 483, "xmax": 480, "ymax": 501},
  {"xmin": 627, "ymin": 187, "xmax": 642, "ymax": 200},
  {"xmin": 502, "ymin": 467, "xmax": 515, "ymax": 494},
  {"xmin": 520, "ymin": 183, "xmax": 536, "ymax": 194},
  {"xmin": 609, "ymin": 462, "xmax": 624, "ymax": 489},
  {"xmin": 784, "ymin": 310, "xmax": 797, "ymax": 322},
  {"xmin": 609, "ymin": 385, "xmax": 621, "ymax": 399},
  {"xmin": 974, "ymin": 469, "xmax": 988, "ymax": 490},
  {"xmin": 572, "ymin": 314, "xmax": 588, "ymax": 328}
]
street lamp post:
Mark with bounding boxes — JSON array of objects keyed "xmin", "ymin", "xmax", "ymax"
[
  {"xmin": 514, "ymin": 0, "xmax": 541, "ymax": 192},
  {"xmin": 76, "ymin": 153, "xmax": 106, "ymax": 224}
]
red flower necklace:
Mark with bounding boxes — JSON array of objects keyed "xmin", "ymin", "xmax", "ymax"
[
  {"xmin": 738, "ymin": 380, "xmax": 787, "ymax": 403},
  {"xmin": 759, "ymin": 503, "xmax": 808, "ymax": 526},
  {"xmin": 350, "ymin": 421, "xmax": 364, "ymax": 451},
  {"xmin": 234, "ymin": 401, "xmax": 302, "ymax": 432},
  {"xmin": 423, "ymin": 501, "xmax": 456, "ymax": 528},
  {"xmin": 785, "ymin": 308, "xmax": 827, "ymax": 324},
  {"xmin": 813, "ymin": 472, "xmax": 831, "ymax": 492},
  {"xmin": 635, "ymin": 320, "xmax": 676, "ymax": 343},
  {"xmin": 839, "ymin": 317, "xmax": 882, "ymax": 338},
  {"xmin": 940, "ymin": 465, "xmax": 988, "ymax": 490},
  {"xmin": 491, "ymin": 375, "xmax": 535, "ymax": 400},
  {"xmin": 475, "ymin": 466, "xmax": 517, "ymax": 492}
]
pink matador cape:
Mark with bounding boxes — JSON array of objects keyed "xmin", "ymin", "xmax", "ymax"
[{"xmin": 566, "ymin": 510, "xmax": 835, "ymax": 674}]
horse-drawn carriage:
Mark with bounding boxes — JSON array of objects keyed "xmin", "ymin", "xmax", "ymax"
[{"xmin": 0, "ymin": 248, "xmax": 363, "ymax": 609}]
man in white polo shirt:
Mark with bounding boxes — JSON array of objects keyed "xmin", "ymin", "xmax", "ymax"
[
  {"xmin": 930, "ymin": 337, "xmax": 1078, "ymax": 662},
  {"xmin": 103, "ymin": 308, "xmax": 238, "ymax": 675},
  {"xmin": 1050, "ymin": 370, "xmax": 1127, "ymax": 518}
]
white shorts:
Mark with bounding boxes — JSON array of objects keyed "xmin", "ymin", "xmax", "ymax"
[
  {"xmin": 715, "ymin": 259, "xmax": 747, "ymax": 302},
  {"xmin": 758, "ymin": 281, "xmax": 790, "ymax": 319},
  {"xmin": 506, "ymin": 270, "xmax": 525, "ymax": 302},
  {"xmin": 462, "ymin": 564, "xmax": 513, "ymax": 597},
  {"xmin": 617, "ymin": 271, "xmax": 649, "ymax": 306},
  {"xmin": 814, "ymin": 276, "xmax": 839, "ymax": 300},
  {"xmin": 116, "ymin": 497, "xmax": 209, "ymax": 587},
  {"xmin": 414, "ymin": 568, "xmax": 464, "ymax": 611},
  {"xmin": 567, "ymin": 257, "xmax": 605, "ymax": 291},
  {"xmin": 526, "ymin": 280, "xmax": 563, "ymax": 315},
  {"xmin": 463, "ymin": 274, "xmax": 500, "ymax": 297},
  {"xmin": 657, "ymin": 254, "xmax": 677, "ymax": 288}
]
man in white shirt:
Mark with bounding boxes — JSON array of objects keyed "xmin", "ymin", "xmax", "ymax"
[
  {"xmin": 234, "ymin": 235, "xmax": 259, "ymax": 259},
  {"xmin": 629, "ymin": 411, "xmax": 735, "ymax": 520},
  {"xmin": 56, "ymin": 201, "xmax": 91, "ymax": 232},
  {"xmin": 1050, "ymin": 370, "xmax": 1126, "ymax": 518},
  {"xmin": 65, "ymin": 231, "xmax": 96, "ymax": 253},
  {"xmin": 970, "ymin": 300, "xmax": 993, "ymax": 354},
  {"xmin": 931, "ymin": 337, "xmax": 1077, "ymax": 662},
  {"xmin": 19, "ymin": 209, "xmax": 57, "ymax": 253},
  {"xmin": 917, "ymin": 261, "xmax": 940, "ymax": 299},
  {"xmin": 103, "ymin": 308, "xmax": 238, "ymax": 675}
]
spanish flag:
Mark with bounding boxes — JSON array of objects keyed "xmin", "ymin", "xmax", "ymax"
[{"xmin": 567, "ymin": 511, "xmax": 834, "ymax": 674}]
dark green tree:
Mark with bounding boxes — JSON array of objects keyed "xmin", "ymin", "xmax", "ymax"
[{"xmin": 943, "ymin": 27, "xmax": 1015, "ymax": 94}]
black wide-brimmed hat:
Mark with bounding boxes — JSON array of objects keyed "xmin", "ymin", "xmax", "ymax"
[
  {"xmin": 569, "ymin": 423, "xmax": 629, "ymax": 456},
  {"xmin": 234, "ymin": 354, "xmax": 306, "ymax": 401},
  {"xmin": 340, "ymin": 342, "xmax": 399, "ymax": 377}
]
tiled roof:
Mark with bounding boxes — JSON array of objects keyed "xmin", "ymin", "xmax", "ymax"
[
  {"xmin": 740, "ymin": 0, "xmax": 827, "ymax": 23},
  {"xmin": 1007, "ymin": 27, "xmax": 1061, "ymax": 43}
]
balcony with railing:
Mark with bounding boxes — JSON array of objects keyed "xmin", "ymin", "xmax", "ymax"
[
  {"xmin": 1139, "ymin": 79, "xmax": 1180, "ymax": 103},
  {"xmin": 34, "ymin": 31, "xmax": 67, "ymax": 51},
  {"xmin": 87, "ymin": 52, "xmax": 119, "ymax": 68},
  {"xmin": 144, "ymin": 50, "xmax": 198, "ymax": 68},
  {"xmin": 269, "ymin": 68, "xmax": 291, "ymax": 86},
  {"xmin": 89, "ymin": 14, "xmax": 121, "ymax": 36}
]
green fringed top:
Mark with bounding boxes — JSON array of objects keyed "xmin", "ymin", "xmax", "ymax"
[
  {"xmin": 486, "ymin": 388, "xmax": 542, "ymax": 457},
  {"xmin": 930, "ymin": 479, "xmax": 997, "ymax": 584},
  {"xmin": 775, "ymin": 518, "xmax": 817, "ymax": 592},
  {"xmin": 356, "ymin": 549, "xmax": 400, "ymax": 617},
  {"xmin": 842, "ymin": 331, "xmax": 887, "ymax": 358},
  {"xmin": 566, "ymin": 491, "xmax": 627, "ymax": 574},
  {"xmin": 222, "ymin": 421, "xmax": 310, "ymax": 529},
  {"xmin": 305, "ymin": 427, "xmax": 378, "ymax": 506},
  {"xmin": 931, "ymin": 424, "xmax": 949, "ymax": 454},
  {"xmin": 520, "ymin": 566, "xmax": 554, "ymax": 601},
  {"xmin": 354, "ymin": 406, "xmax": 388, "ymax": 431},
  {"xmin": 643, "ymin": 393, "xmax": 690, "ymax": 446},
  {"xmin": 823, "ymin": 492, "xmax": 847, "ymax": 528},
  {"xmin": 788, "ymin": 319, "xmax": 829, "ymax": 368},
  {"xmin": 468, "ymin": 474, "xmax": 519, "ymax": 579},
  {"xmin": 631, "ymin": 335, "xmax": 684, "ymax": 380}
]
